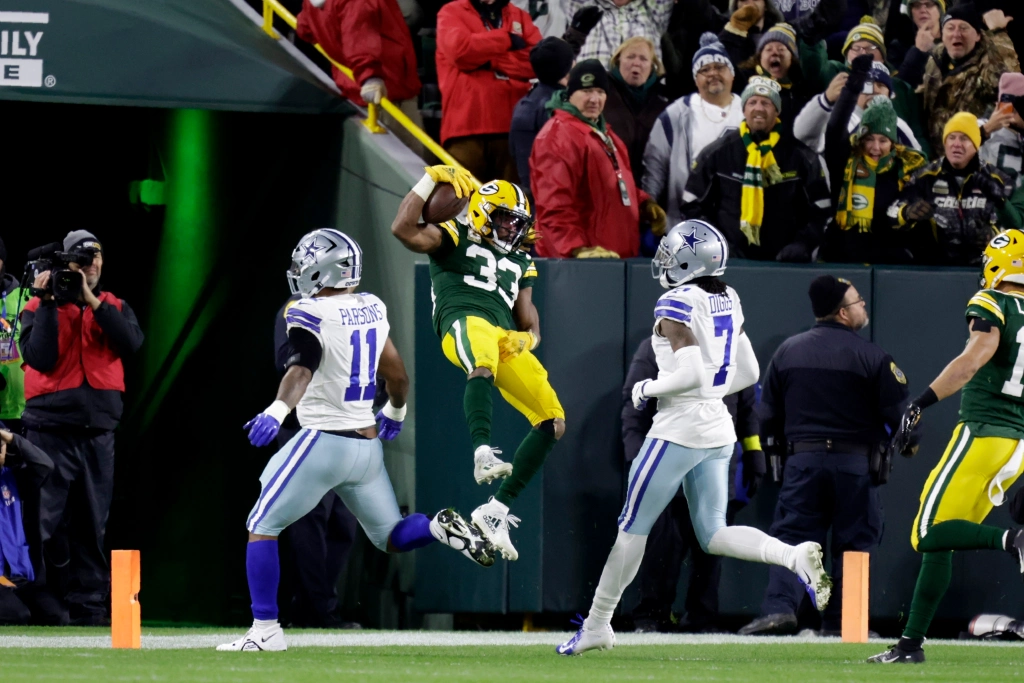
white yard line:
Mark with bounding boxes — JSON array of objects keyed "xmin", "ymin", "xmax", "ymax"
[{"xmin": 0, "ymin": 632, "xmax": 1020, "ymax": 650}]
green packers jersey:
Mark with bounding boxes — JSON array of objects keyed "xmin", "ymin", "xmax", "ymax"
[
  {"xmin": 960, "ymin": 289, "xmax": 1024, "ymax": 438},
  {"xmin": 428, "ymin": 219, "xmax": 538, "ymax": 338}
]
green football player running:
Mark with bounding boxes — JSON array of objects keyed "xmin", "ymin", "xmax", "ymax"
[
  {"xmin": 870, "ymin": 229, "xmax": 1024, "ymax": 664},
  {"xmin": 391, "ymin": 165, "xmax": 565, "ymax": 561}
]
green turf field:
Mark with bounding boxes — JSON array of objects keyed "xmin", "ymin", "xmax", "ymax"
[{"xmin": 2, "ymin": 628, "xmax": 1021, "ymax": 682}]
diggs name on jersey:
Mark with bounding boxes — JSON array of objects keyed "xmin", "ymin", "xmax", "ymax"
[{"xmin": 708, "ymin": 292, "xmax": 733, "ymax": 315}]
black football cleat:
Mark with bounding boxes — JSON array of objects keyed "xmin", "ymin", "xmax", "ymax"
[{"xmin": 867, "ymin": 639, "xmax": 925, "ymax": 664}]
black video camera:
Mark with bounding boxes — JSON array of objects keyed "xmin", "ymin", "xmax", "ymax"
[{"xmin": 25, "ymin": 242, "xmax": 98, "ymax": 301}]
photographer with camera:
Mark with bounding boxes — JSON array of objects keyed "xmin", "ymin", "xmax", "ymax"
[{"xmin": 19, "ymin": 230, "xmax": 144, "ymax": 625}]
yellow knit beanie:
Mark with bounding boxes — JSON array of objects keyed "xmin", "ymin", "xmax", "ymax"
[{"xmin": 942, "ymin": 112, "xmax": 982, "ymax": 150}]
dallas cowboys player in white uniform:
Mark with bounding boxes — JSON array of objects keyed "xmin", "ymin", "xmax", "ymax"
[
  {"xmin": 218, "ymin": 229, "xmax": 493, "ymax": 652},
  {"xmin": 557, "ymin": 220, "xmax": 833, "ymax": 656}
]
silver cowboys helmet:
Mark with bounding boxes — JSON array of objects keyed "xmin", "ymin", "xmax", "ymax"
[
  {"xmin": 287, "ymin": 228, "xmax": 363, "ymax": 297},
  {"xmin": 651, "ymin": 220, "xmax": 728, "ymax": 289}
]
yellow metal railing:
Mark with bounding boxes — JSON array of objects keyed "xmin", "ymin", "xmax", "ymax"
[{"xmin": 262, "ymin": 0, "xmax": 475, "ymax": 181}]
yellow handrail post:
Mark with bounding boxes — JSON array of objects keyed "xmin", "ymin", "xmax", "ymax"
[
  {"xmin": 260, "ymin": 0, "xmax": 480, "ymax": 186},
  {"xmin": 262, "ymin": 0, "xmax": 277, "ymax": 39}
]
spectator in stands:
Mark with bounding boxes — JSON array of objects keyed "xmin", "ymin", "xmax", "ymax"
[
  {"xmin": 681, "ymin": 76, "xmax": 832, "ymax": 262},
  {"xmin": 794, "ymin": 61, "xmax": 924, "ymax": 156},
  {"xmin": 531, "ymin": 60, "xmax": 667, "ymax": 258},
  {"xmin": 981, "ymin": 75, "xmax": 1024, "ymax": 229},
  {"xmin": 919, "ymin": 3, "xmax": 1020, "ymax": 154},
  {"xmin": 563, "ymin": 0, "xmax": 674, "ymax": 67},
  {"xmin": 734, "ymin": 24, "xmax": 811, "ymax": 136},
  {"xmin": 884, "ymin": 0, "xmax": 943, "ymax": 76},
  {"xmin": 296, "ymin": 0, "xmax": 423, "ymax": 152},
  {"xmin": 821, "ymin": 55, "xmax": 926, "ymax": 264},
  {"xmin": 717, "ymin": 1, "xmax": 784, "ymax": 69},
  {"xmin": 800, "ymin": 16, "xmax": 931, "ymax": 159},
  {"xmin": 644, "ymin": 33, "xmax": 742, "ymax": 229},
  {"xmin": 436, "ymin": 0, "xmax": 541, "ymax": 182},
  {"xmin": 603, "ymin": 37, "xmax": 669, "ymax": 188},
  {"xmin": 890, "ymin": 113, "xmax": 1012, "ymax": 266},
  {"xmin": 509, "ymin": 37, "xmax": 576, "ymax": 203}
]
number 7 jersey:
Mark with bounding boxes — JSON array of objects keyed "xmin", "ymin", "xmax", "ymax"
[
  {"xmin": 961, "ymin": 288, "xmax": 1024, "ymax": 439},
  {"xmin": 647, "ymin": 284, "xmax": 746, "ymax": 449},
  {"xmin": 428, "ymin": 219, "xmax": 537, "ymax": 338},
  {"xmin": 285, "ymin": 293, "xmax": 389, "ymax": 431}
]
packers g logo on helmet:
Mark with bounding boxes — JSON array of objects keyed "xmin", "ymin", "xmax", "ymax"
[
  {"xmin": 981, "ymin": 229, "xmax": 1024, "ymax": 289},
  {"xmin": 467, "ymin": 180, "xmax": 536, "ymax": 254}
]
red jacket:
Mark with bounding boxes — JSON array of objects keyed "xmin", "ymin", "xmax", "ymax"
[
  {"xmin": 23, "ymin": 292, "xmax": 125, "ymax": 399},
  {"xmin": 435, "ymin": 0, "xmax": 540, "ymax": 143},
  {"xmin": 531, "ymin": 110, "xmax": 648, "ymax": 258},
  {"xmin": 296, "ymin": 0, "xmax": 421, "ymax": 107}
]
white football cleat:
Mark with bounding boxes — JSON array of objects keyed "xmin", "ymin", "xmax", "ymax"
[
  {"xmin": 474, "ymin": 445, "xmax": 513, "ymax": 484},
  {"xmin": 793, "ymin": 541, "xmax": 832, "ymax": 611},
  {"xmin": 471, "ymin": 497, "xmax": 520, "ymax": 561},
  {"xmin": 556, "ymin": 624, "xmax": 615, "ymax": 656},
  {"xmin": 216, "ymin": 623, "xmax": 287, "ymax": 652},
  {"xmin": 429, "ymin": 508, "xmax": 496, "ymax": 567}
]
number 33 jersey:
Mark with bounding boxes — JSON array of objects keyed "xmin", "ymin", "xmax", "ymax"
[
  {"xmin": 428, "ymin": 219, "xmax": 537, "ymax": 339},
  {"xmin": 285, "ymin": 294, "xmax": 389, "ymax": 431},
  {"xmin": 961, "ymin": 288, "xmax": 1024, "ymax": 438},
  {"xmin": 648, "ymin": 284, "xmax": 746, "ymax": 449}
]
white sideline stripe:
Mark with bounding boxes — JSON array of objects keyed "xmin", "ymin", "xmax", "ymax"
[
  {"xmin": 0, "ymin": 12, "xmax": 49, "ymax": 23},
  {"xmin": 1, "ymin": 632, "xmax": 1020, "ymax": 650}
]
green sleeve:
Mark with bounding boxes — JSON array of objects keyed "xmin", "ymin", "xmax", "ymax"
[
  {"xmin": 519, "ymin": 259, "xmax": 538, "ymax": 289},
  {"xmin": 966, "ymin": 291, "xmax": 1007, "ymax": 331},
  {"xmin": 998, "ymin": 184, "xmax": 1024, "ymax": 229},
  {"xmin": 798, "ymin": 40, "xmax": 840, "ymax": 92}
]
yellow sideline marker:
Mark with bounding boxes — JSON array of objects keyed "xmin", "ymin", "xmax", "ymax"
[
  {"xmin": 841, "ymin": 551, "xmax": 869, "ymax": 643},
  {"xmin": 111, "ymin": 550, "xmax": 141, "ymax": 649}
]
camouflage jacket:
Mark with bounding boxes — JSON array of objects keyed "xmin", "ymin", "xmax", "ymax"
[{"xmin": 919, "ymin": 31, "xmax": 1021, "ymax": 153}]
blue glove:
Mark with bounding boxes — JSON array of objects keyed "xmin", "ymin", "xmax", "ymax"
[
  {"xmin": 244, "ymin": 400, "xmax": 289, "ymax": 447},
  {"xmin": 376, "ymin": 411, "xmax": 403, "ymax": 440}
]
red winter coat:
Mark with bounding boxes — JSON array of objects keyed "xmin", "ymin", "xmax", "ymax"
[
  {"xmin": 531, "ymin": 110, "xmax": 648, "ymax": 258},
  {"xmin": 296, "ymin": 0, "xmax": 421, "ymax": 107},
  {"xmin": 435, "ymin": 0, "xmax": 540, "ymax": 143}
]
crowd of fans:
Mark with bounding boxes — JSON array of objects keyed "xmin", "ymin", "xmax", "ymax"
[{"xmin": 295, "ymin": 0, "xmax": 1023, "ymax": 267}]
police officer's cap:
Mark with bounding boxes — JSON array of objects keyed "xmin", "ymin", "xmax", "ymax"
[{"xmin": 809, "ymin": 275, "xmax": 852, "ymax": 317}]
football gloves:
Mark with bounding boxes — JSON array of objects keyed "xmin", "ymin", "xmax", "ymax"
[
  {"xmin": 891, "ymin": 402, "xmax": 923, "ymax": 458},
  {"xmin": 360, "ymin": 77, "xmax": 387, "ymax": 105},
  {"xmin": 498, "ymin": 330, "xmax": 538, "ymax": 361},
  {"xmin": 244, "ymin": 413, "xmax": 281, "ymax": 447},
  {"xmin": 641, "ymin": 199, "xmax": 668, "ymax": 237},
  {"xmin": 631, "ymin": 380, "xmax": 651, "ymax": 410},
  {"xmin": 424, "ymin": 165, "xmax": 475, "ymax": 199},
  {"xmin": 375, "ymin": 411, "xmax": 403, "ymax": 440},
  {"xmin": 741, "ymin": 449, "xmax": 766, "ymax": 498}
]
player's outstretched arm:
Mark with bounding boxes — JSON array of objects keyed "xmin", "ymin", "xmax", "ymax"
[
  {"xmin": 391, "ymin": 166, "xmax": 473, "ymax": 254},
  {"xmin": 243, "ymin": 365, "xmax": 314, "ymax": 447},
  {"xmin": 927, "ymin": 319, "xmax": 1000, "ymax": 401},
  {"xmin": 632, "ymin": 320, "xmax": 703, "ymax": 408}
]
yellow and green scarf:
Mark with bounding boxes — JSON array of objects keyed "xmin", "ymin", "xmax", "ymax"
[
  {"xmin": 836, "ymin": 145, "xmax": 926, "ymax": 232},
  {"xmin": 739, "ymin": 120, "xmax": 784, "ymax": 246}
]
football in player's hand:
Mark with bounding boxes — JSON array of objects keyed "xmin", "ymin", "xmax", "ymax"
[{"xmin": 422, "ymin": 183, "xmax": 470, "ymax": 224}]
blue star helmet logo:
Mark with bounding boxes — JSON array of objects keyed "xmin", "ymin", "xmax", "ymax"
[
  {"xmin": 300, "ymin": 233, "xmax": 337, "ymax": 265},
  {"xmin": 680, "ymin": 228, "xmax": 706, "ymax": 255}
]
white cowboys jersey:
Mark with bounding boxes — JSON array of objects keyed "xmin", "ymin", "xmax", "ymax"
[
  {"xmin": 285, "ymin": 293, "xmax": 389, "ymax": 431},
  {"xmin": 646, "ymin": 284, "xmax": 745, "ymax": 449}
]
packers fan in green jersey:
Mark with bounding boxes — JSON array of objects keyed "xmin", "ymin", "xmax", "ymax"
[
  {"xmin": 391, "ymin": 165, "xmax": 565, "ymax": 562},
  {"xmin": 870, "ymin": 230, "xmax": 1024, "ymax": 665}
]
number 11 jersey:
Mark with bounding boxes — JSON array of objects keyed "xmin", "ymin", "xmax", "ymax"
[
  {"xmin": 285, "ymin": 293, "xmax": 389, "ymax": 431},
  {"xmin": 428, "ymin": 219, "xmax": 537, "ymax": 339},
  {"xmin": 961, "ymin": 288, "xmax": 1024, "ymax": 439},
  {"xmin": 647, "ymin": 284, "xmax": 746, "ymax": 449}
]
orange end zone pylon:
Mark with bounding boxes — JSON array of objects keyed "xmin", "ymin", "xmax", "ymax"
[
  {"xmin": 111, "ymin": 550, "xmax": 141, "ymax": 649},
  {"xmin": 841, "ymin": 551, "xmax": 869, "ymax": 643}
]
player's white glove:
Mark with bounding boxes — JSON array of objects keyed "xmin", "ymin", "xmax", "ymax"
[{"xmin": 631, "ymin": 380, "xmax": 651, "ymax": 410}]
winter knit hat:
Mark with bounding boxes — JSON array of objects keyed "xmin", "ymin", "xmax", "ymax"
[
  {"xmin": 741, "ymin": 75, "xmax": 782, "ymax": 112},
  {"xmin": 866, "ymin": 61, "xmax": 894, "ymax": 97},
  {"xmin": 856, "ymin": 97, "xmax": 899, "ymax": 143},
  {"xmin": 64, "ymin": 229, "xmax": 102, "ymax": 253},
  {"xmin": 901, "ymin": 0, "xmax": 946, "ymax": 16},
  {"xmin": 692, "ymin": 32, "xmax": 735, "ymax": 79},
  {"xmin": 757, "ymin": 22, "xmax": 798, "ymax": 59},
  {"xmin": 809, "ymin": 275, "xmax": 852, "ymax": 318},
  {"xmin": 999, "ymin": 73, "xmax": 1024, "ymax": 100},
  {"xmin": 943, "ymin": 112, "xmax": 982, "ymax": 149},
  {"xmin": 566, "ymin": 59, "xmax": 609, "ymax": 96},
  {"xmin": 530, "ymin": 37, "xmax": 575, "ymax": 87},
  {"xmin": 942, "ymin": 2, "xmax": 984, "ymax": 32},
  {"xmin": 843, "ymin": 17, "xmax": 887, "ymax": 61}
]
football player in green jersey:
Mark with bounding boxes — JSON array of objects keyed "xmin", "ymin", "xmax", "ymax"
[
  {"xmin": 391, "ymin": 165, "xmax": 566, "ymax": 561},
  {"xmin": 869, "ymin": 229, "xmax": 1024, "ymax": 664}
]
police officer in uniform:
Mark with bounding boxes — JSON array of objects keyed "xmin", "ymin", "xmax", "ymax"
[{"xmin": 739, "ymin": 275, "xmax": 910, "ymax": 636}]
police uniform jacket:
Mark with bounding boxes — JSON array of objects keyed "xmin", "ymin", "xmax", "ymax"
[
  {"xmin": 890, "ymin": 155, "xmax": 1012, "ymax": 266},
  {"xmin": 760, "ymin": 321, "xmax": 908, "ymax": 449}
]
